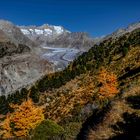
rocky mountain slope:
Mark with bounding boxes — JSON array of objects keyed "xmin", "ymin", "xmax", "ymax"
[
  {"xmin": 0, "ymin": 29, "xmax": 9, "ymax": 42},
  {"xmin": 0, "ymin": 51, "xmax": 51, "ymax": 96},
  {"xmin": 0, "ymin": 20, "xmax": 52, "ymax": 96},
  {"xmin": 0, "ymin": 20, "xmax": 38, "ymax": 51}
]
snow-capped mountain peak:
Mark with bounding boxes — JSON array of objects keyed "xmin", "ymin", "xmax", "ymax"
[
  {"xmin": 53, "ymin": 26, "xmax": 64, "ymax": 34},
  {"xmin": 19, "ymin": 24, "xmax": 70, "ymax": 37}
]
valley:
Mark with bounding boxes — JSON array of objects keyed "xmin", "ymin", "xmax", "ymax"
[
  {"xmin": 0, "ymin": 20, "xmax": 140, "ymax": 140},
  {"xmin": 41, "ymin": 46, "xmax": 83, "ymax": 71}
]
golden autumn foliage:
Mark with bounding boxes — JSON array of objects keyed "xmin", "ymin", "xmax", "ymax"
[
  {"xmin": 97, "ymin": 68, "xmax": 119, "ymax": 99},
  {"xmin": 0, "ymin": 113, "xmax": 12, "ymax": 139},
  {"xmin": 0, "ymin": 99, "xmax": 44, "ymax": 139},
  {"xmin": 44, "ymin": 73, "xmax": 95, "ymax": 122}
]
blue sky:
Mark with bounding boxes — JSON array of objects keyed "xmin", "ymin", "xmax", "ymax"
[{"xmin": 0, "ymin": 0, "xmax": 139, "ymax": 37}]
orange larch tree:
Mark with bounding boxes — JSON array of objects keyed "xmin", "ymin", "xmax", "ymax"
[
  {"xmin": 97, "ymin": 68, "xmax": 119, "ymax": 99},
  {"xmin": 0, "ymin": 99, "xmax": 44, "ymax": 139}
]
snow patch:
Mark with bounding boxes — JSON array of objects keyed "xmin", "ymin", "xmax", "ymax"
[
  {"xmin": 35, "ymin": 29, "xmax": 44, "ymax": 35},
  {"xmin": 44, "ymin": 29, "xmax": 53, "ymax": 36},
  {"xmin": 21, "ymin": 29, "xmax": 30, "ymax": 34},
  {"xmin": 20, "ymin": 24, "xmax": 69, "ymax": 37},
  {"xmin": 29, "ymin": 29, "xmax": 34, "ymax": 34},
  {"xmin": 53, "ymin": 26, "xmax": 63, "ymax": 34}
]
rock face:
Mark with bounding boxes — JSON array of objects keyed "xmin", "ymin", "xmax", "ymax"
[
  {"xmin": 0, "ymin": 20, "xmax": 35, "ymax": 48},
  {"xmin": 0, "ymin": 52, "xmax": 51, "ymax": 96},
  {"xmin": 0, "ymin": 42, "xmax": 30, "ymax": 58},
  {"xmin": 0, "ymin": 29, "xmax": 10, "ymax": 42},
  {"xmin": 0, "ymin": 45, "xmax": 52, "ymax": 96},
  {"xmin": 0, "ymin": 20, "xmax": 52, "ymax": 96},
  {"xmin": 44, "ymin": 32, "xmax": 94, "ymax": 51}
]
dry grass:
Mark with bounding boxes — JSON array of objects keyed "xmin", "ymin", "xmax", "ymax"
[
  {"xmin": 41, "ymin": 72, "xmax": 97, "ymax": 122},
  {"xmin": 87, "ymin": 77, "xmax": 140, "ymax": 140},
  {"xmin": 108, "ymin": 45, "xmax": 140, "ymax": 75}
]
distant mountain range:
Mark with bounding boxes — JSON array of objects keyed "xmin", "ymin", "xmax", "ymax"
[{"xmin": 19, "ymin": 24, "xmax": 94, "ymax": 51}]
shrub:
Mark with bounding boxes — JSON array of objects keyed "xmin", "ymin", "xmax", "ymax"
[
  {"xmin": 31, "ymin": 119, "xmax": 64, "ymax": 140},
  {"xmin": 122, "ymin": 46, "xmax": 129, "ymax": 56},
  {"xmin": 29, "ymin": 86, "xmax": 40, "ymax": 103}
]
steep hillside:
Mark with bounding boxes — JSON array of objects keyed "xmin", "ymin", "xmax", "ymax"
[
  {"xmin": 0, "ymin": 25, "xmax": 139, "ymax": 140},
  {"xmin": 0, "ymin": 52, "xmax": 51, "ymax": 96},
  {"xmin": 0, "ymin": 29, "xmax": 9, "ymax": 42},
  {"xmin": 33, "ymin": 28, "xmax": 140, "ymax": 139},
  {"xmin": 0, "ymin": 20, "xmax": 52, "ymax": 96},
  {"xmin": 0, "ymin": 42, "xmax": 30, "ymax": 58},
  {"xmin": 37, "ymin": 28, "xmax": 140, "ymax": 139}
]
